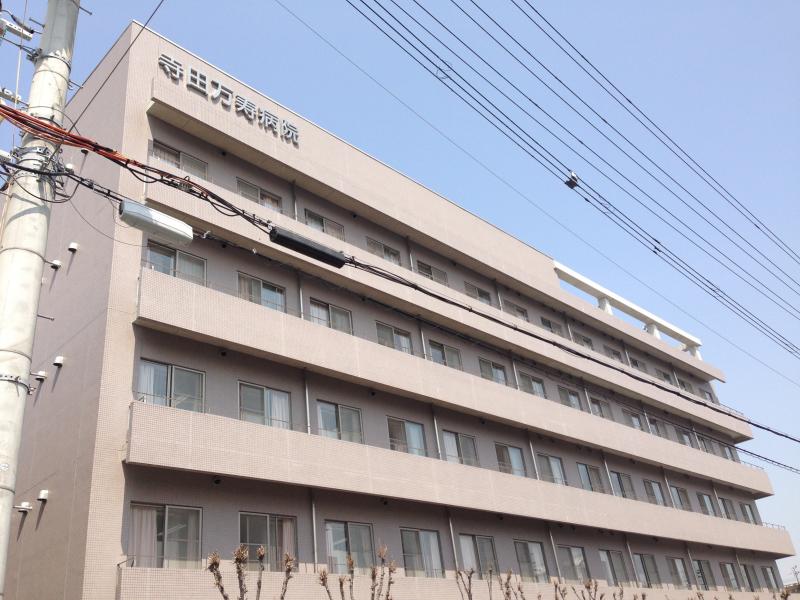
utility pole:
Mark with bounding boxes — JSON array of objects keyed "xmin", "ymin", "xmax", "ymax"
[{"xmin": 0, "ymin": 1, "xmax": 80, "ymax": 596}]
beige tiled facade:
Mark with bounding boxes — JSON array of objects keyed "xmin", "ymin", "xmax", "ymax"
[{"xmin": 5, "ymin": 23, "xmax": 795, "ymax": 600}]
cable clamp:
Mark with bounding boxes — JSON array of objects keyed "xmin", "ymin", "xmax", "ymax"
[{"xmin": 0, "ymin": 374, "xmax": 30, "ymax": 392}]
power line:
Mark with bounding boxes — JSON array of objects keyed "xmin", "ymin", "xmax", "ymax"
[
  {"xmin": 514, "ymin": 0, "xmax": 800, "ymax": 270},
  {"xmin": 388, "ymin": 0, "xmax": 800, "ymax": 327},
  {"xmin": 457, "ymin": 0, "xmax": 800, "ymax": 300},
  {"xmin": 344, "ymin": 0, "xmax": 800, "ymax": 359},
  {"xmin": 445, "ymin": 0, "xmax": 800, "ymax": 304},
  {"xmin": 268, "ymin": 0, "xmax": 800, "ymax": 394}
]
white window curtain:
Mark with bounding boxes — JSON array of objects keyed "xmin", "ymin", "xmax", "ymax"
[
  {"xmin": 269, "ymin": 390, "xmax": 291, "ymax": 429},
  {"xmin": 130, "ymin": 505, "xmax": 159, "ymax": 568}
]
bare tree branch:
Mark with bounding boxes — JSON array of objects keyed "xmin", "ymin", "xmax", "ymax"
[
  {"xmin": 254, "ymin": 545, "xmax": 265, "ymax": 600},
  {"xmin": 279, "ymin": 553, "xmax": 295, "ymax": 600},
  {"xmin": 207, "ymin": 552, "xmax": 231, "ymax": 600},
  {"xmin": 233, "ymin": 544, "xmax": 248, "ymax": 600}
]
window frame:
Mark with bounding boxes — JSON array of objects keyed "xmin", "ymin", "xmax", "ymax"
[
  {"xmin": 633, "ymin": 552, "xmax": 662, "ymax": 588},
  {"xmin": 387, "ymin": 416, "xmax": 427, "ymax": 457},
  {"xmin": 129, "ymin": 502, "xmax": 203, "ymax": 569},
  {"xmin": 239, "ymin": 511, "xmax": 298, "ymax": 571},
  {"xmin": 366, "ymin": 237, "xmax": 402, "ymax": 266},
  {"xmin": 137, "ymin": 359, "xmax": 206, "ymax": 413},
  {"xmin": 666, "ymin": 556, "xmax": 691, "ymax": 590},
  {"xmin": 317, "ymin": 400, "xmax": 364, "ymax": 443},
  {"xmin": 598, "ymin": 548, "xmax": 630, "ymax": 587},
  {"xmin": 415, "ymin": 260, "xmax": 448, "ymax": 285},
  {"xmin": 478, "ymin": 358, "xmax": 508, "ymax": 385},
  {"xmin": 304, "ymin": 208, "xmax": 345, "ymax": 241},
  {"xmin": 609, "ymin": 470, "xmax": 637, "ymax": 500},
  {"xmin": 536, "ymin": 453, "xmax": 567, "ymax": 486},
  {"xmin": 151, "ymin": 140, "xmax": 208, "ymax": 181},
  {"xmin": 237, "ymin": 271, "xmax": 286, "ymax": 312},
  {"xmin": 577, "ymin": 462, "xmax": 606, "ymax": 493},
  {"xmin": 557, "ymin": 544, "xmax": 591, "ymax": 582},
  {"xmin": 309, "ymin": 298, "xmax": 353, "ymax": 334},
  {"xmin": 603, "ymin": 345, "xmax": 624, "ymax": 363},
  {"xmin": 464, "ymin": 281, "xmax": 492, "ymax": 305},
  {"xmin": 514, "ymin": 539, "xmax": 549, "ymax": 583},
  {"xmin": 495, "ymin": 442, "xmax": 527, "ymax": 477},
  {"xmin": 236, "ymin": 178, "xmax": 282, "ymax": 212},
  {"xmin": 145, "ymin": 241, "xmax": 207, "ymax": 285},
  {"xmin": 238, "ymin": 381, "xmax": 292, "ymax": 429},
  {"xmin": 376, "ymin": 321, "xmax": 414, "ymax": 354},
  {"xmin": 442, "ymin": 430, "xmax": 479, "ymax": 467},
  {"xmin": 399, "ymin": 527, "xmax": 445, "ymax": 579},
  {"xmin": 428, "ymin": 340, "xmax": 463, "ymax": 370},
  {"xmin": 504, "ymin": 299, "xmax": 529, "ymax": 322},
  {"xmin": 540, "ymin": 317, "xmax": 564, "ymax": 337},
  {"xmin": 518, "ymin": 371, "xmax": 547, "ymax": 398},
  {"xmin": 458, "ymin": 533, "xmax": 498, "ymax": 580},
  {"xmin": 325, "ymin": 520, "xmax": 375, "ymax": 574},
  {"xmin": 643, "ymin": 479, "xmax": 667, "ymax": 506},
  {"xmin": 558, "ymin": 386, "xmax": 583, "ymax": 411}
]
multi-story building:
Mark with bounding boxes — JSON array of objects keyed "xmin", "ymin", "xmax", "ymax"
[{"xmin": 5, "ymin": 22, "xmax": 794, "ymax": 600}]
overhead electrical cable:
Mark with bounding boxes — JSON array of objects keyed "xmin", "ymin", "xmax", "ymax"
[
  {"xmin": 448, "ymin": 0, "xmax": 800, "ymax": 299},
  {"xmin": 269, "ymin": 0, "xmax": 800, "ymax": 392},
  {"xmin": 383, "ymin": 0, "xmax": 800, "ymax": 326},
  {"xmin": 513, "ymin": 0, "xmax": 800, "ymax": 269},
  {"xmin": 342, "ymin": 0, "xmax": 800, "ymax": 359}
]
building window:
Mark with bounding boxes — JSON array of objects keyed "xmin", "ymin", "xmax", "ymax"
[
  {"xmin": 557, "ymin": 545, "xmax": 590, "ymax": 582},
  {"xmin": 515, "ymin": 540, "xmax": 549, "ymax": 583},
  {"xmin": 623, "ymin": 410, "xmax": 645, "ymax": 431},
  {"xmin": 697, "ymin": 493, "xmax": 717, "ymax": 516},
  {"xmin": 678, "ymin": 378, "xmax": 694, "ymax": 394},
  {"xmin": 740, "ymin": 503, "xmax": 758, "ymax": 525},
  {"xmin": 505, "ymin": 299, "xmax": 529, "ymax": 322},
  {"xmin": 648, "ymin": 417, "xmax": 668, "ymax": 439},
  {"xmin": 388, "ymin": 417, "xmax": 426, "ymax": 457},
  {"xmin": 577, "ymin": 463, "xmax": 606, "ymax": 493},
  {"xmin": 442, "ymin": 431, "xmax": 479, "ymax": 466},
  {"xmin": 428, "ymin": 340, "xmax": 462, "ymax": 370},
  {"xmin": 129, "ymin": 504, "xmax": 201, "ymax": 568},
  {"xmin": 633, "ymin": 553, "xmax": 661, "ymax": 588},
  {"xmin": 479, "ymin": 358, "xmax": 508, "ymax": 385},
  {"xmin": 416, "ymin": 260, "xmax": 448, "ymax": 285},
  {"xmin": 604, "ymin": 346, "xmax": 624, "ymax": 363},
  {"xmin": 700, "ymin": 389, "xmax": 714, "ymax": 402},
  {"xmin": 464, "ymin": 282, "xmax": 492, "ymax": 305},
  {"xmin": 718, "ymin": 497, "xmax": 737, "ymax": 520},
  {"xmin": 237, "ymin": 178, "xmax": 282, "ymax": 212},
  {"xmin": 495, "ymin": 443, "xmax": 526, "ymax": 477},
  {"xmin": 693, "ymin": 559, "xmax": 716, "ymax": 591},
  {"xmin": 145, "ymin": 242, "xmax": 206, "ymax": 285},
  {"xmin": 558, "ymin": 387, "xmax": 582, "ymax": 410},
  {"xmin": 666, "ymin": 557, "xmax": 691, "ymax": 589},
  {"xmin": 656, "ymin": 369, "xmax": 675, "ymax": 385},
  {"xmin": 574, "ymin": 333, "xmax": 594, "ymax": 350},
  {"xmin": 305, "ymin": 209, "xmax": 345, "ymax": 241},
  {"xmin": 400, "ymin": 528, "xmax": 444, "ymax": 578},
  {"xmin": 720, "ymin": 562, "xmax": 741, "ymax": 591},
  {"xmin": 536, "ymin": 453, "xmax": 567, "ymax": 486},
  {"xmin": 309, "ymin": 299, "xmax": 353, "ymax": 334},
  {"xmin": 761, "ymin": 566, "xmax": 779, "ymax": 591},
  {"xmin": 643, "ymin": 480, "xmax": 667, "ymax": 506},
  {"xmin": 741, "ymin": 564, "xmax": 760, "ymax": 592},
  {"xmin": 519, "ymin": 372, "xmax": 547, "ymax": 398},
  {"xmin": 325, "ymin": 521, "xmax": 374, "ymax": 574},
  {"xmin": 238, "ymin": 273, "xmax": 286, "ymax": 312},
  {"xmin": 721, "ymin": 445, "xmax": 737, "ymax": 461},
  {"xmin": 629, "ymin": 357, "xmax": 647, "ymax": 373},
  {"xmin": 459, "ymin": 534, "xmax": 498, "ymax": 579},
  {"xmin": 376, "ymin": 322, "xmax": 413, "ymax": 354},
  {"xmin": 675, "ymin": 428, "xmax": 695, "ymax": 448},
  {"xmin": 152, "ymin": 141, "xmax": 208, "ymax": 180},
  {"xmin": 609, "ymin": 471, "xmax": 636, "ymax": 499},
  {"xmin": 540, "ymin": 317, "xmax": 564, "ymax": 337},
  {"xmin": 669, "ymin": 486, "xmax": 692, "ymax": 511},
  {"xmin": 599, "ymin": 549, "xmax": 630, "ymax": 587},
  {"xmin": 589, "ymin": 397, "xmax": 612, "ymax": 420},
  {"xmin": 367, "ymin": 237, "xmax": 401, "ymax": 266},
  {"xmin": 697, "ymin": 436, "xmax": 716, "ymax": 454},
  {"xmin": 239, "ymin": 383, "xmax": 291, "ymax": 429},
  {"xmin": 138, "ymin": 360, "xmax": 204, "ymax": 413},
  {"xmin": 240, "ymin": 513, "xmax": 297, "ymax": 571},
  {"xmin": 318, "ymin": 401, "xmax": 363, "ymax": 443}
]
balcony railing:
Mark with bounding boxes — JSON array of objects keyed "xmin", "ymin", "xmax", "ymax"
[
  {"xmin": 138, "ymin": 265, "xmax": 760, "ymax": 475},
  {"xmin": 129, "ymin": 400, "xmax": 785, "ymax": 534}
]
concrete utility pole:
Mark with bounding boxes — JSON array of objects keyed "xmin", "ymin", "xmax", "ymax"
[{"xmin": 0, "ymin": 1, "xmax": 80, "ymax": 596}]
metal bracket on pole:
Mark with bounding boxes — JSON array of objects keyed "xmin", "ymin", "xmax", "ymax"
[{"xmin": 0, "ymin": 375, "xmax": 30, "ymax": 392}]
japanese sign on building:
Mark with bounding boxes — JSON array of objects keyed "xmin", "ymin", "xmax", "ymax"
[{"xmin": 158, "ymin": 53, "xmax": 299, "ymax": 146}]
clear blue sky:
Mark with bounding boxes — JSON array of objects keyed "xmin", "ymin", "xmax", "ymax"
[{"xmin": 3, "ymin": 0, "xmax": 798, "ymax": 582}]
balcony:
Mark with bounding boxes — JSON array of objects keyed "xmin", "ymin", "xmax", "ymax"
[
  {"xmin": 140, "ymin": 167, "xmax": 734, "ymax": 420},
  {"xmin": 126, "ymin": 402, "xmax": 793, "ymax": 556},
  {"xmin": 135, "ymin": 268, "xmax": 771, "ymax": 496}
]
